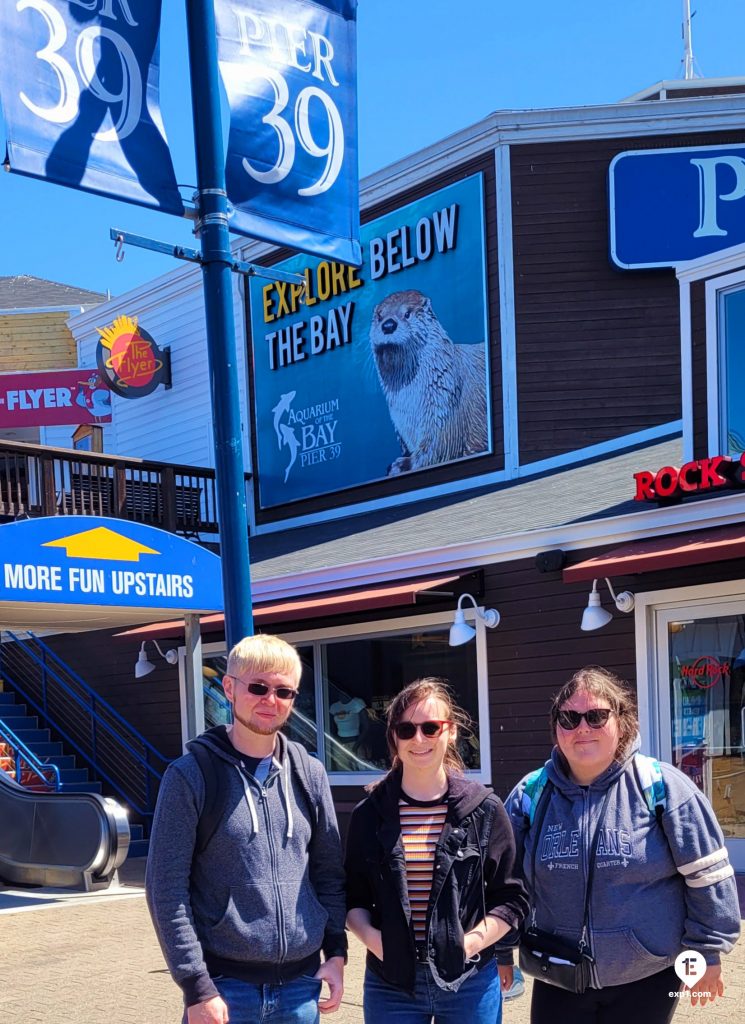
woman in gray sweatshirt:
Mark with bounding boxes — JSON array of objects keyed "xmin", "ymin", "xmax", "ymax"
[{"xmin": 500, "ymin": 666, "xmax": 740, "ymax": 1024}]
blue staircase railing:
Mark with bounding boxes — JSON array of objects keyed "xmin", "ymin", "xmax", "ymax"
[
  {"xmin": 0, "ymin": 717, "xmax": 61, "ymax": 791},
  {"xmin": 0, "ymin": 631, "xmax": 170, "ymax": 821}
]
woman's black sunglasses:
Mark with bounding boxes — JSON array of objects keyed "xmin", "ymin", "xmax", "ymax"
[
  {"xmin": 555, "ymin": 708, "xmax": 612, "ymax": 730},
  {"xmin": 393, "ymin": 720, "xmax": 450, "ymax": 740},
  {"xmin": 233, "ymin": 678, "xmax": 298, "ymax": 701}
]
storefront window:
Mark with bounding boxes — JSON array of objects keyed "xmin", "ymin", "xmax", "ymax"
[
  {"xmin": 193, "ymin": 616, "xmax": 486, "ymax": 782},
  {"xmin": 668, "ymin": 615, "xmax": 745, "ymax": 839},
  {"xmin": 720, "ymin": 286, "xmax": 745, "ymax": 456},
  {"xmin": 320, "ymin": 628, "xmax": 480, "ymax": 774}
]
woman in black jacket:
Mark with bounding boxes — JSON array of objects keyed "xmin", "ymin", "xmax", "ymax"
[{"xmin": 345, "ymin": 677, "xmax": 527, "ymax": 1024}]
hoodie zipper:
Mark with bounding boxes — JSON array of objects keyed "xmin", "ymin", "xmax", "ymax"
[
  {"xmin": 241, "ymin": 761, "xmax": 288, "ymax": 972},
  {"xmin": 580, "ymin": 787, "xmax": 600, "ymax": 987}
]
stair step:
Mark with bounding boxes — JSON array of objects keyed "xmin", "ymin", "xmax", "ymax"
[
  {"xmin": 61, "ymin": 781, "xmax": 102, "ymax": 794},
  {"xmin": 0, "ymin": 714, "xmax": 38, "ymax": 730},
  {"xmin": 129, "ymin": 823, "xmax": 144, "ymax": 842},
  {"xmin": 0, "ymin": 692, "xmax": 18, "ymax": 705},
  {"xmin": 0, "ymin": 703, "xmax": 28, "ymax": 718},
  {"xmin": 27, "ymin": 741, "xmax": 64, "ymax": 757},
  {"xmin": 9, "ymin": 727, "xmax": 49, "ymax": 744},
  {"xmin": 59, "ymin": 768, "xmax": 90, "ymax": 784},
  {"xmin": 127, "ymin": 838, "xmax": 149, "ymax": 859}
]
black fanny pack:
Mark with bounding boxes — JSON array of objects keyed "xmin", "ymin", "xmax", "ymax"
[
  {"xmin": 519, "ymin": 926, "xmax": 594, "ymax": 993},
  {"xmin": 518, "ymin": 784, "xmax": 612, "ymax": 994}
]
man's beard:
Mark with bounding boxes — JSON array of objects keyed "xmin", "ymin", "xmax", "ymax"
[{"xmin": 233, "ymin": 706, "xmax": 287, "ymax": 736}]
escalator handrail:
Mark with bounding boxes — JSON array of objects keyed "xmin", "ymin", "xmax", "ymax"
[{"xmin": 0, "ymin": 717, "xmax": 61, "ymax": 791}]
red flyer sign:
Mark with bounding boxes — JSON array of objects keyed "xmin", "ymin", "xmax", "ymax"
[{"xmin": 0, "ymin": 370, "xmax": 112, "ymax": 428}]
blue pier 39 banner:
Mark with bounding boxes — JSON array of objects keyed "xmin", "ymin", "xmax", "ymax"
[
  {"xmin": 249, "ymin": 174, "xmax": 490, "ymax": 509},
  {"xmin": 215, "ymin": 0, "xmax": 360, "ymax": 266},
  {"xmin": 0, "ymin": 0, "xmax": 183, "ymax": 215}
]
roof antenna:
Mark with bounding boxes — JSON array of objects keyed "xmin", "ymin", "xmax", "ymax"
[{"xmin": 682, "ymin": 0, "xmax": 701, "ymax": 80}]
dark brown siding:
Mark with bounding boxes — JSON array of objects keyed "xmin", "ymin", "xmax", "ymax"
[
  {"xmin": 511, "ymin": 130, "xmax": 745, "ymax": 464},
  {"xmin": 691, "ymin": 279, "xmax": 709, "ymax": 459},
  {"xmin": 249, "ymin": 154, "xmax": 503, "ymax": 527},
  {"xmin": 42, "ymin": 630, "xmax": 184, "ymax": 762}
]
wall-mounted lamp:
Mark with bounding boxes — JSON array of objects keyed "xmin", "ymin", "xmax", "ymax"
[
  {"xmin": 449, "ymin": 593, "xmax": 500, "ymax": 647},
  {"xmin": 134, "ymin": 640, "xmax": 179, "ymax": 679},
  {"xmin": 581, "ymin": 578, "xmax": 635, "ymax": 632}
]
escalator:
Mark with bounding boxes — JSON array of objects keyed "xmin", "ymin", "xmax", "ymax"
[{"xmin": 0, "ymin": 767, "xmax": 130, "ymax": 891}]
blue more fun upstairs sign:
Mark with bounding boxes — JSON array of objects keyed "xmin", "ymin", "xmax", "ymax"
[
  {"xmin": 609, "ymin": 143, "xmax": 745, "ymax": 269},
  {"xmin": 0, "ymin": 517, "xmax": 223, "ymax": 613}
]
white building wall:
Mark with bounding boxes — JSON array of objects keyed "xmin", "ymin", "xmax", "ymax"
[{"xmin": 42, "ymin": 259, "xmax": 252, "ymax": 472}]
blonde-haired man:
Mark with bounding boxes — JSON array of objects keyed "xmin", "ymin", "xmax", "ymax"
[{"xmin": 147, "ymin": 634, "xmax": 346, "ymax": 1024}]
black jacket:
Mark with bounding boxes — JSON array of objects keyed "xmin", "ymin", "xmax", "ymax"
[{"xmin": 345, "ymin": 769, "xmax": 528, "ymax": 993}]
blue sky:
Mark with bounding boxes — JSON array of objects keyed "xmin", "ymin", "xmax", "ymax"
[{"xmin": 1, "ymin": 0, "xmax": 744, "ymax": 297}]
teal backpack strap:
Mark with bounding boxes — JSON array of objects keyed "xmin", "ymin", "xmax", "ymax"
[
  {"xmin": 633, "ymin": 752, "xmax": 666, "ymax": 821},
  {"xmin": 521, "ymin": 765, "xmax": 549, "ymax": 826}
]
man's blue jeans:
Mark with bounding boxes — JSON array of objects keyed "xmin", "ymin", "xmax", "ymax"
[
  {"xmin": 186, "ymin": 973, "xmax": 322, "ymax": 1024},
  {"xmin": 363, "ymin": 959, "xmax": 503, "ymax": 1024}
]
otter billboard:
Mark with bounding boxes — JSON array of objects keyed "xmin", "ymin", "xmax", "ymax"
[{"xmin": 248, "ymin": 174, "xmax": 490, "ymax": 509}]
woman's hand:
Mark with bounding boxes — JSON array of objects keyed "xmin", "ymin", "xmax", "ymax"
[
  {"xmin": 463, "ymin": 930, "xmax": 482, "ymax": 960},
  {"xmin": 689, "ymin": 964, "xmax": 724, "ymax": 1006},
  {"xmin": 346, "ymin": 908, "xmax": 383, "ymax": 961},
  {"xmin": 365, "ymin": 927, "xmax": 384, "ymax": 961},
  {"xmin": 498, "ymin": 965, "xmax": 514, "ymax": 992}
]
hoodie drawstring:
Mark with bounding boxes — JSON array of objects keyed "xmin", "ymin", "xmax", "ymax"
[
  {"xmin": 236, "ymin": 765, "xmax": 260, "ymax": 836},
  {"xmin": 282, "ymin": 757, "xmax": 294, "ymax": 839}
]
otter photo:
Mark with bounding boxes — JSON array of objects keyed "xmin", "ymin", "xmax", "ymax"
[
  {"xmin": 370, "ymin": 290, "xmax": 488, "ymax": 475},
  {"xmin": 250, "ymin": 173, "xmax": 490, "ymax": 508}
]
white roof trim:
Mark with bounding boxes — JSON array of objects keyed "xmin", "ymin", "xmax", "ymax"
[
  {"xmin": 621, "ymin": 77, "xmax": 745, "ymax": 103},
  {"xmin": 676, "ymin": 240, "xmax": 745, "ymax": 282}
]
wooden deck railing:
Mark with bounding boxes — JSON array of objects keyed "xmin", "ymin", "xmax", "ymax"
[{"xmin": 0, "ymin": 440, "xmax": 250, "ymax": 538}]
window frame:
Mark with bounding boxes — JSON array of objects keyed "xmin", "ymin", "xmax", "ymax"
[
  {"xmin": 705, "ymin": 268, "xmax": 745, "ymax": 455},
  {"xmin": 185, "ymin": 608, "xmax": 492, "ymax": 786}
]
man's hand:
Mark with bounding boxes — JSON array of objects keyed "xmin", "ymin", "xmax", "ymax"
[
  {"xmin": 689, "ymin": 964, "xmax": 724, "ymax": 1007},
  {"xmin": 315, "ymin": 955, "xmax": 345, "ymax": 1014},
  {"xmin": 498, "ymin": 965, "xmax": 514, "ymax": 992},
  {"xmin": 186, "ymin": 995, "xmax": 229, "ymax": 1023}
]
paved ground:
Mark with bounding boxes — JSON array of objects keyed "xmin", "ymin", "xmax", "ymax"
[{"xmin": 0, "ymin": 861, "xmax": 743, "ymax": 1023}]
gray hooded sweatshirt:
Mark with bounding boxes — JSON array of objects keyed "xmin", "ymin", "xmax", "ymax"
[
  {"xmin": 503, "ymin": 739, "xmax": 740, "ymax": 988},
  {"xmin": 146, "ymin": 727, "xmax": 346, "ymax": 1007}
]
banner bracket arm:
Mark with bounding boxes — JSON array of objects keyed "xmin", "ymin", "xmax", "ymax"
[{"xmin": 108, "ymin": 228, "xmax": 305, "ymax": 288}]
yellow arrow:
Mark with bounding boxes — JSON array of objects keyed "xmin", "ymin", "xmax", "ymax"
[{"xmin": 43, "ymin": 526, "xmax": 160, "ymax": 562}]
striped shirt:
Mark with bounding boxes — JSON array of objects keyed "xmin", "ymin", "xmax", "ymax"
[{"xmin": 399, "ymin": 791, "xmax": 448, "ymax": 943}]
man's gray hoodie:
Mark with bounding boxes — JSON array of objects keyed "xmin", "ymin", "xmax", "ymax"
[
  {"xmin": 502, "ymin": 739, "xmax": 740, "ymax": 988},
  {"xmin": 146, "ymin": 727, "xmax": 347, "ymax": 1007}
]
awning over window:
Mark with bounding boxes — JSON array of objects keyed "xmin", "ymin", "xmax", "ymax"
[
  {"xmin": 563, "ymin": 524, "xmax": 745, "ymax": 584},
  {"xmin": 114, "ymin": 574, "xmax": 462, "ymax": 640}
]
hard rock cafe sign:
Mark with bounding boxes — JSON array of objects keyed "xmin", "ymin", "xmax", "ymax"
[
  {"xmin": 680, "ymin": 656, "xmax": 730, "ymax": 689},
  {"xmin": 95, "ymin": 316, "xmax": 171, "ymax": 400}
]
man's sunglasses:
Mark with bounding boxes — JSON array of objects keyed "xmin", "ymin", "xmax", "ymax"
[
  {"xmin": 233, "ymin": 678, "xmax": 298, "ymax": 701},
  {"xmin": 393, "ymin": 720, "xmax": 450, "ymax": 740},
  {"xmin": 555, "ymin": 708, "xmax": 612, "ymax": 730}
]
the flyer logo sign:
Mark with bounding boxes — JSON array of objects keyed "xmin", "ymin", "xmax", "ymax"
[
  {"xmin": 0, "ymin": 0, "xmax": 183, "ymax": 214},
  {"xmin": 249, "ymin": 174, "xmax": 490, "ymax": 509},
  {"xmin": 96, "ymin": 315, "xmax": 170, "ymax": 399},
  {"xmin": 215, "ymin": 0, "xmax": 360, "ymax": 265}
]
